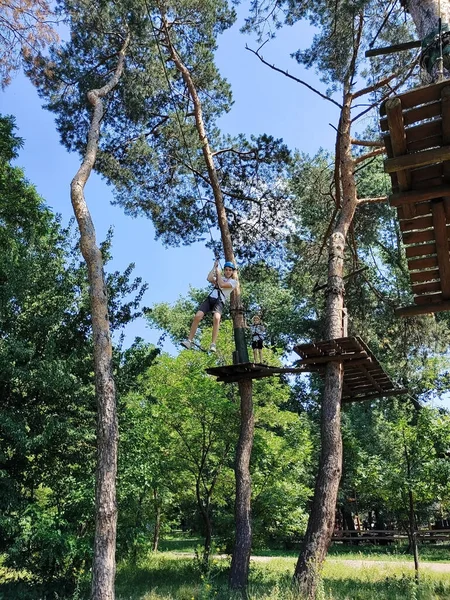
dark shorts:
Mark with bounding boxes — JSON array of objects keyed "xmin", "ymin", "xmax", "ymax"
[
  {"xmin": 252, "ymin": 340, "xmax": 263, "ymax": 349},
  {"xmin": 197, "ymin": 295, "xmax": 224, "ymax": 316}
]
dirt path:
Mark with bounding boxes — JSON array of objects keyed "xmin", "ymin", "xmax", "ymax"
[
  {"xmin": 248, "ymin": 555, "xmax": 450, "ymax": 573},
  {"xmin": 171, "ymin": 552, "xmax": 450, "ymax": 572}
]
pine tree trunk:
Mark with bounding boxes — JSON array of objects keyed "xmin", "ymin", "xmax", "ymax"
[
  {"xmin": 229, "ymin": 378, "xmax": 254, "ymax": 590},
  {"xmin": 406, "ymin": 0, "xmax": 450, "ymax": 39},
  {"xmin": 294, "ymin": 85, "xmax": 357, "ymax": 598},
  {"xmin": 70, "ymin": 37, "xmax": 129, "ymax": 600},
  {"xmin": 162, "ymin": 19, "xmax": 254, "ymax": 590}
]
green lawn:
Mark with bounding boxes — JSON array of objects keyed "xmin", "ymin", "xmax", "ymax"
[
  {"xmin": 1, "ymin": 539, "xmax": 449, "ymax": 599},
  {"xmin": 115, "ymin": 553, "xmax": 450, "ymax": 600}
]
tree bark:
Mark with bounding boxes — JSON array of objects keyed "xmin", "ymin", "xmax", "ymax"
[
  {"xmin": 294, "ymin": 75, "xmax": 359, "ymax": 600},
  {"xmin": 229, "ymin": 378, "xmax": 254, "ymax": 590},
  {"xmin": 195, "ymin": 477, "xmax": 213, "ymax": 566},
  {"xmin": 152, "ymin": 488, "xmax": 161, "ymax": 552},
  {"xmin": 406, "ymin": 0, "xmax": 450, "ymax": 39},
  {"xmin": 70, "ymin": 36, "xmax": 129, "ymax": 600},
  {"xmin": 162, "ymin": 18, "xmax": 254, "ymax": 590}
]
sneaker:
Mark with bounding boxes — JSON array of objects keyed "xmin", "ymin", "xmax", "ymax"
[
  {"xmin": 209, "ymin": 343, "xmax": 217, "ymax": 352},
  {"xmin": 181, "ymin": 340, "xmax": 192, "ymax": 349}
]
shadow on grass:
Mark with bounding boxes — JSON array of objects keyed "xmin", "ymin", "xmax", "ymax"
[
  {"xmin": 324, "ymin": 575, "xmax": 450, "ymax": 600},
  {"xmin": 158, "ymin": 536, "xmax": 203, "ymax": 553},
  {"xmin": 115, "ymin": 556, "xmax": 450, "ymax": 600}
]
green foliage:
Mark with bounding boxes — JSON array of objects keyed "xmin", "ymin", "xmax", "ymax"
[
  {"xmin": 27, "ymin": 0, "xmax": 291, "ymax": 259},
  {"xmin": 0, "ymin": 115, "xmax": 148, "ymax": 594}
]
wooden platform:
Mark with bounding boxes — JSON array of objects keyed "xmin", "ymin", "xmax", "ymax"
[
  {"xmin": 380, "ymin": 80, "xmax": 450, "ymax": 316},
  {"xmin": 293, "ymin": 337, "xmax": 407, "ymax": 403},
  {"xmin": 207, "ymin": 337, "xmax": 406, "ymax": 402},
  {"xmin": 205, "ymin": 363, "xmax": 303, "ymax": 384}
]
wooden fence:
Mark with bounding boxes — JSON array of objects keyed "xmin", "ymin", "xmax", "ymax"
[{"xmin": 331, "ymin": 529, "xmax": 450, "ymax": 543}]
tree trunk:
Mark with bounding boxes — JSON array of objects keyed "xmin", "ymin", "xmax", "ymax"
[
  {"xmin": 403, "ymin": 437, "xmax": 420, "ymax": 579},
  {"xmin": 406, "ymin": 0, "xmax": 450, "ymax": 39},
  {"xmin": 162, "ymin": 18, "xmax": 254, "ymax": 590},
  {"xmin": 294, "ymin": 82, "xmax": 358, "ymax": 598},
  {"xmin": 152, "ymin": 488, "xmax": 161, "ymax": 552},
  {"xmin": 70, "ymin": 37, "xmax": 129, "ymax": 600},
  {"xmin": 229, "ymin": 379, "xmax": 254, "ymax": 590},
  {"xmin": 195, "ymin": 478, "xmax": 213, "ymax": 566}
]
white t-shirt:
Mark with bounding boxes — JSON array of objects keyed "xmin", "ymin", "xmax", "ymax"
[{"xmin": 209, "ymin": 277, "xmax": 237, "ymax": 302}]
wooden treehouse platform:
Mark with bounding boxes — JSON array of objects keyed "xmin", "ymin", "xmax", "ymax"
[
  {"xmin": 293, "ymin": 336, "xmax": 406, "ymax": 403},
  {"xmin": 380, "ymin": 80, "xmax": 450, "ymax": 316},
  {"xmin": 206, "ymin": 337, "xmax": 406, "ymax": 402}
]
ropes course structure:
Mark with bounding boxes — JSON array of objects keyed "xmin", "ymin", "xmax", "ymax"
[{"xmin": 377, "ymin": 0, "xmax": 450, "ymax": 316}]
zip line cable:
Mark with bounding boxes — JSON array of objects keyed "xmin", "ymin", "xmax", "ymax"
[{"xmin": 143, "ymin": 1, "xmax": 220, "ymax": 260}]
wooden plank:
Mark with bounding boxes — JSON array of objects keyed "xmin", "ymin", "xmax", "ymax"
[
  {"xmin": 385, "ymin": 97, "xmax": 414, "ymax": 217},
  {"xmin": 414, "ymin": 292, "xmax": 442, "ymax": 304},
  {"xmin": 410, "ymin": 269, "xmax": 440, "ymax": 284},
  {"xmin": 405, "ymin": 242, "xmax": 437, "ymax": 258},
  {"xmin": 381, "ymin": 101, "xmax": 441, "ymax": 131},
  {"xmin": 405, "ymin": 118, "xmax": 442, "ymax": 144},
  {"xmin": 396, "ymin": 299, "xmax": 450, "ymax": 316},
  {"xmin": 411, "ymin": 164, "xmax": 443, "ymax": 184},
  {"xmin": 408, "ymin": 134, "xmax": 442, "ymax": 153},
  {"xmin": 431, "ymin": 200, "xmax": 450, "ymax": 299},
  {"xmin": 441, "ymin": 87, "xmax": 450, "ymax": 143},
  {"xmin": 342, "ymin": 389, "xmax": 407, "ymax": 402},
  {"xmin": 408, "ymin": 256, "xmax": 438, "ymax": 270},
  {"xmin": 441, "ymin": 87, "xmax": 450, "ymax": 182},
  {"xmin": 365, "ymin": 40, "xmax": 421, "ymax": 58},
  {"xmin": 385, "ymin": 145, "xmax": 450, "ymax": 174},
  {"xmin": 296, "ymin": 352, "xmax": 369, "ymax": 365},
  {"xmin": 398, "ymin": 202, "xmax": 432, "ymax": 219},
  {"xmin": 380, "ymin": 81, "xmax": 449, "ymax": 114},
  {"xmin": 412, "ymin": 281, "xmax": 441, "ymax": 295},
  {"xmin": 400, "ymin": 216, "xmax": 433, "ymax": 232},
  {"xmin": 390, "ymin": 185, "xmax": 450, "ymax": 207},
  {"xmin": 402, "ymin": 228, "xmax": 437, "ymax": 245},
  {"xmin": 403, "ymin": 101, "xmax": 442, "ymax": 126}
]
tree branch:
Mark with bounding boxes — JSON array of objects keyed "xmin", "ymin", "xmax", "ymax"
[
  {"xmin": 357, "ymin": 196, "xmax": 388, "ymax": 205},
  {"xmin": 246, "ymin": 44, "xmax": 343, "ymax": 109},
  {"xmin": 351, "ymin": 138, "xmax": 384, "ymax": 147},
  {"xmin": 353, "ymin": 147, "xmax": 385, "ymax": 164}
]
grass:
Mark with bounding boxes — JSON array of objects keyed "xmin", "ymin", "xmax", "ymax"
[
  {"xmin": 160, "ymin": 533, "xmax": 450, "ymax": 562},
  {"xmin": 115, "ymin": 553, "xmax": 450, "ymax": 600},
  {"xmin": 2, "ymin": 539, "xmax": 449, "ymax": 599}
]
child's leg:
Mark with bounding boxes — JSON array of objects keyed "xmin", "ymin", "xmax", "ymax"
[
  {"xmin": 211, "ymin": 312, "xmax": 221, "ymax": 344},
  {"xmin": 253, "ymin": 348, "xmax": 258, "ymax": 362},
  {"xmin": 188, "ymin": 310, "xmax": 205, "ymax": 341}
]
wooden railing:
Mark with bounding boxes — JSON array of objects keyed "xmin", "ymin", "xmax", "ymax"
[{"xmin": 331, "ymin": 529, "xmax": 450, "ymax": 543}]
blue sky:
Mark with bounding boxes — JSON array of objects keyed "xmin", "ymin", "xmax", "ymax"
[
  {"xmin": 2, "ymin": 5, "xmax": 449, "ymax": 410},
  {"xmin": 1, "ymin": 13, "xmax": 337, "ymax": 348}
]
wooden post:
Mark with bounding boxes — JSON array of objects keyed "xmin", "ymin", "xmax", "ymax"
[
  {"xmin": 385, "ymin": 97, "xmax": 415, "ymax": 218},
  {"xmin": 342, "ymin": 307, "xmax": 348, "ymax": 337}
]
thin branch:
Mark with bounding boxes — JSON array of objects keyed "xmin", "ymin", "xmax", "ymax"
[
  {"xmin": 351, "ymin": 59, "xmax": 419, "ymax": 122},
  {"xmin": 353, "ymin": 156, "xmax": 378, "ymax": 175},
  {"xmin": 246, "ymin": 45, "xmax": 343, "ymax": 109},
  {"xmin": 357, "ymin": 195, "xmax": 388, "ymax": 205},
  {"xmin": 212, "ymin": 147, "xmax": 256, "ymax": 158},
  {"xmin": 351, "ymin": 138, "xmax": 384, "ymax": 147},
  {"xmin": 353, "ymin": 147, "xmax": 385, "ymax": 164},
  {"xmin": 353, "ymin": 55, "xmax": 419, "ymax": 99}
]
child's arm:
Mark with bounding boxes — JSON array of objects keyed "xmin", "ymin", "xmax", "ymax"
[
  {"xmin": 207, "ymin": 260, "xmax": 218, "ymax": 283},
  {"xmin": 216, "ymin": 269, "xmax": 236, "ymax": 289}
]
